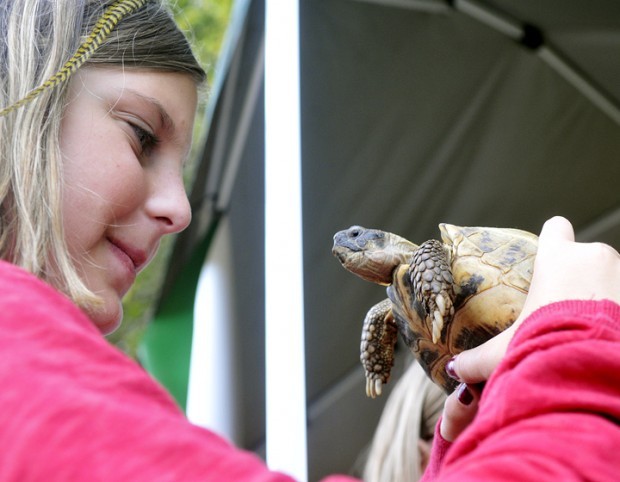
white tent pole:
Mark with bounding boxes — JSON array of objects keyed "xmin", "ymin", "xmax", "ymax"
[
  {"xmin": 264, "ymin": 0, "xmax": 308, "ymax": 480},
  {"xmin": 537, "ymin": 46, "xmax": 620, "ymax": 127},
  {"xmin": 349, "ymin": 0, "xmax": 449, "ymax": 13},
  {"xmin": 455, "ymin": 0, "xmax": 522, "ymax": 39},
  {"xmin": 455, "ymin": 0, "xmax": 620, "ymax": 127}
]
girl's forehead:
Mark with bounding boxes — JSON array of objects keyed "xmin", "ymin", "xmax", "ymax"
[{"xmin": 68, "ymin": 67, "xmax": 198, "ymax": 116}]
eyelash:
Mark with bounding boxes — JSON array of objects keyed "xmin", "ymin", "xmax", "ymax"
[{"xmin": 130, "ymin": 123, "xmax": 160, "ymax": 155}]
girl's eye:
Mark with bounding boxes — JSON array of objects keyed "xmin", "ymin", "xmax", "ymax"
[{"xmin": 130, "ymin": 123, "xmax": 159, "ymax": 156}]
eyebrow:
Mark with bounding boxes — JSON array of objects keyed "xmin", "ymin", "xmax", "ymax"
[{"xmin": 114, "ymin": 87, "xmax": 176, "ymax": 135}]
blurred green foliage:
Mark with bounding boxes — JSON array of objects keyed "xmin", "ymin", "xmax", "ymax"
[
  {"xmin": 174, "ymin": 0, "xmax": 234, "ymax": 78},
  {"xmin": 107, "ymin": 0, "xmax": 233, "ymax": 356}
]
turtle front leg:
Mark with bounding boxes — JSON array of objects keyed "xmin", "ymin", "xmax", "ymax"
[
  {"xmin": 360, "ymin": 298, "xmax": 398, "ymax": 398},
  {"xmin": 410, "ymin": 240, "xmax": 455, "ymax": 344}
]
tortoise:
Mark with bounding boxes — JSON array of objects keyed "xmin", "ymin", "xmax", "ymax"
[{"xmin": 332, "ymin": 224, "xmax": 538, "ymax": 397}]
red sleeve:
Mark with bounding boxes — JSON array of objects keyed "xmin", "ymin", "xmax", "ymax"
[
  {"xmin": 0, "ymin": 261, "xmax": 358, "ymax": 481},
  {"xmin": 424, "ymin": 299, "xmax": 620, "ymax": 482},
  {"xmin": 420, "ymin": 419, "xmax": 453, "ymax": 482}
]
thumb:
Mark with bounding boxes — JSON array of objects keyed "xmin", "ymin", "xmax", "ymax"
[
  {"xmin": 450, "ymin": 325, "xmax": 515, "ymax": 383},
  {"xmin": 538, "ymin": 215, "xmax": 575, "ymax": 245}
]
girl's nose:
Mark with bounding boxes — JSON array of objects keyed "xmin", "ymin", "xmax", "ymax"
[{"xmin": 146, "ymin": 170, "xmax": 192, "ymax": 234}]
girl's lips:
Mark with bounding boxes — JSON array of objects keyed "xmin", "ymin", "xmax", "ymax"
[
  {"xmin": 108, "ymin": 237, "xmax": 148, "ymax": 272},
  {"xmin": 107, "ymin": 240, "xmax": 137, "ymax": 296},
  {"xmin": 108, "ymin": 239, "xmax": 137, "ymax": 279}
]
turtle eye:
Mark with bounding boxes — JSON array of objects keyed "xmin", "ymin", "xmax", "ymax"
[
  {"xmin": 348, "ymin": 226, "xmax": 364, "ymax": 238},
  {"xmin": 347, "ymin": 226, "xmax": 366, "ymax": 239}
]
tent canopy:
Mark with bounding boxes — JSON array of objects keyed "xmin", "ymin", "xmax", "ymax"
[{"xmin": 146, "ymin": 0, "xmax": 620, "ymax": 479}]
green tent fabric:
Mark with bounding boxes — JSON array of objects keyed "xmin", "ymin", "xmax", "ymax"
[{"xmin": 138, "ymin": 226, "xmax": 216, "ymax": 409}]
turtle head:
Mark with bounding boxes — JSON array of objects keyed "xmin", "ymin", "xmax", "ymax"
[{"xmin": 332, "ymin": 225, "xmax": 418, "ymax": 285}]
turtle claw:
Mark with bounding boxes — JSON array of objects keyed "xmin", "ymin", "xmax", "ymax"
[
  {"xmin": 374, "ymin": 378, "xmax": 382, "ymax": 397},
  {"xmin": 365, "ymin": 376, "xmax": 383, "ymax": 398},
  {"xmin": 432, "ymin": 310, "xmax": 443, "ymax": 344},
  {"xmin": 436, "ymin": 293, "xmax": 446, "ymax": 314},
  {"xmin": 432, "ymin": 293, "xmax": 449, "ymax": 343}
]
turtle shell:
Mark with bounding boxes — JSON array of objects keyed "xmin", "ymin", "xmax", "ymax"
[{"xmin": 387, "ymin": 224, "xmax": 538, "ymax": 393}]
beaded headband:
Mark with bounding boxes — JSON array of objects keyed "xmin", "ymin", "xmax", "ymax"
[{"xmin": 0, "ymin": 0, "xmax": 148, "ymax": 118}]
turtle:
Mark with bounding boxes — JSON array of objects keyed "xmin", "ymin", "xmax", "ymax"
[{"xmin": 332, "ymin": 224, "xmax": 538, "ymax": 397}]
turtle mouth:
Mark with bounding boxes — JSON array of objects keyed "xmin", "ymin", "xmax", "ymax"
[{"xmin": 332, "ymin": 244, "xmax": 351, "ymax": 265}]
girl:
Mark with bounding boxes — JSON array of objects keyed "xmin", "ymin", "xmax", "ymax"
[{"xmin": 0, "ymin": 1, "xmax": 355, "ymax": 480}]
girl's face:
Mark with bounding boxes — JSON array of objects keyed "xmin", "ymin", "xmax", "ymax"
[{"xmin": 60, "ymin": 67, "xmax": 197, "ymax": 334}]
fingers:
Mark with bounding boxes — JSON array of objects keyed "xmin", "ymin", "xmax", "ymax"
[
  {"xmin": 446, "ymin": 327, "xmax": 514, "ymax": 383},
  {"xmin": 538, "ymin": 216, "xmax": 575, "ymax": 244},
  {"xmin": 439, "ymin": 383, "xmax": 480, "ymax": 442},
  {"xmin": 527, "ymin": 215, "xmax": 620, "ymax": 308}
]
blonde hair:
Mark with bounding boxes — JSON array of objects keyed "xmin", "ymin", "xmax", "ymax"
[
  {"xmin": 363, "ymin": 361, "xmax": 446, "ymax": 482},
  {"xmin": 0, "ymin": 0, "xmax": 205, "ymax": 307}
]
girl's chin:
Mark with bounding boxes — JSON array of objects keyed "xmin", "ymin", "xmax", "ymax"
[{"xmin": 86, "ymin": 298, "xmax": 124, "ymax": 335}]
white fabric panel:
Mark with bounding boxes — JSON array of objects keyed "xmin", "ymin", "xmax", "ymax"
[{"xmin": 188, "ymin": 219, "xmax": 240, "ymax": 444}]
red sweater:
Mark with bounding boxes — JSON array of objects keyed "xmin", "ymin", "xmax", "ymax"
[
  {"xmin": 422, "ymin": 299, "xmax": 620, "ymax": 481},
  {"xmin": 0, "ymin": 261, "xmax": 356, "ymax": 481}
]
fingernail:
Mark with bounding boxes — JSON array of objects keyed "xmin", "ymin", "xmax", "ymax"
[
  {"xmin": 457, "ymin": 383, "xmax": 474, "ymax": 406},
  {"xmin": 445, "ymin": 357, "xmax": 460, "ymax": 381}
]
